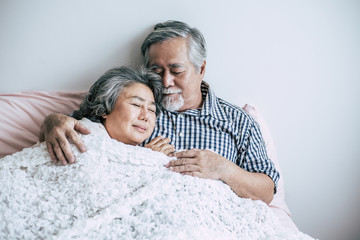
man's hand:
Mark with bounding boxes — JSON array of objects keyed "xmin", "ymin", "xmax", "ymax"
[
  {"xmin": 164, "ymin": 149, "xmax": 228, "ymax": 180},
  {"xmin": 164, "ymin": 148, "xmax": 275, "ymax": 204},
  {"xmin": 145, "ymin": 136, "xmax": 175, "ymax": 156},
  {"xmin": 39, "ymin": 113, "xmax": 91, "ymax": 165}
]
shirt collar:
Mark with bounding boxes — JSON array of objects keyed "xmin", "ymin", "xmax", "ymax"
[{"xmin": 200, "ymin": 81, "xmax": 228, "ymax": 121}]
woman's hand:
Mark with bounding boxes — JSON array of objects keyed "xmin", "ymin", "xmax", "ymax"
[{"xmin": 145, "ymin": 136, "xmax": 175, "ymax": 156}]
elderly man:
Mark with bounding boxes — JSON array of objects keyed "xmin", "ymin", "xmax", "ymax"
[{"xmin": 40, "ymin": 20, "xmax": 279, "ymax": 204}]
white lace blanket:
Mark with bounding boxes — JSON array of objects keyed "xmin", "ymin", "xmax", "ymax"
[{"xmin": 0, "ymin": 120, "xmax": 314, "ymax": 240}]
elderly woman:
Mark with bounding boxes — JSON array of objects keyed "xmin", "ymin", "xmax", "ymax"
[
  {"xmin": 42, "ymin": 66, "xmax": 174, "ymax": 165},
  {"xmin": 72, "ymin": 66, "xmax": 162, "ymax": 144},
  {"xmin": 73, "ymin": 66, "xmax": 174, "ymax": 152},
  {"xmin": 0, "ymin": 66, "xmax": 178, "ymax": 238}
]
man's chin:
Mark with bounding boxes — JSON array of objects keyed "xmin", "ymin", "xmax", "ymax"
[
  {"xmin": 163, "ymin": 97, "xmax": 184, "ymax": 112},
  {"xmin": 163, "ymin": 104, "xmax": 182, "ymax": 112}
]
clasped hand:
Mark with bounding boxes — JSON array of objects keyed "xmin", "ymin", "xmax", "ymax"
[
  {"xmin": 164, "ymin": 149, "xmax": 228, "ymax": 180},
  {"xmin": 144, "ymin": 136, "xmax": 175, "ymax": 156}
]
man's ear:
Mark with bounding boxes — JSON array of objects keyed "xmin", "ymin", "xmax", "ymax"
[
  {"xmin": 200, "ymin": 60, "xmax": 206, "ymax": 76},
  {"xmin": 102, "ymin": 114, "xmax": 108, "ymax": 119}
]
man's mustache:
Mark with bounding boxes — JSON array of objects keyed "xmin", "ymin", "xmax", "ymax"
[{"xmin": 163, "ymin": 88, "xmax": 182, "ymax": 94}]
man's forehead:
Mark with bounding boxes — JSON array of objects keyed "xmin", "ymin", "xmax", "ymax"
[{"xmin": 148, "ymin": 38, "xmax": 188, "ymax": 58}]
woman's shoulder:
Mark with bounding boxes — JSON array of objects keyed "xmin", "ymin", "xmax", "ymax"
[{"xmin": 79, "ymin": 118, "xmax": 109, "ymax": 138}]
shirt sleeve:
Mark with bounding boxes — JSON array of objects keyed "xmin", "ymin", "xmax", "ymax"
[{"xmin": 239, "ymin": 120, "xmax": 280, "ymax": 193}]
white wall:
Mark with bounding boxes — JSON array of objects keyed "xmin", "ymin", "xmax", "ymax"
[{"xmin": 1, "ymin": 1, "xmax": 359, "ymax": 239}]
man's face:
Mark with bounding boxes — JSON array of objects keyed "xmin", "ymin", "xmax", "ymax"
[
  {"xmin": 103, "ymin": 83, "xmax": 156, "ymax": 145},
  {"xmin": 148, "ymin": 37, "xmax": 206, "ymax": 112}
]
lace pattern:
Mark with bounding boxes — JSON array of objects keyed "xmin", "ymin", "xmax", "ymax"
[{"xmin": 0, "ymin": 119, "xmax": 314, "ymax": 240}]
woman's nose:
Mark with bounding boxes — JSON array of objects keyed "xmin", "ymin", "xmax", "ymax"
[{"xmin": 139, "ymin": 107, "xmax": 149, "ymax": 121}]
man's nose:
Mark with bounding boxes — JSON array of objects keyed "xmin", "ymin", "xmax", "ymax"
[{"xmin": 162, "ymin": 71, "xmax": 175, "ymax": 88}]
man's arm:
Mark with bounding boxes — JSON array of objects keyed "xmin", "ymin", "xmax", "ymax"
[
  {"xmin": 165, "ymin": 149, "xmax": 275, "ymax": 204},
  {"xmin": 165, "ymin": 116, "xmax": 279, "ymax": 204},
  {"xmin": 220, "ymin": 157, "xmax": 275, "ymax": 204},
  {"xmin": 39, "ymin": 113, "xmax": 90, "ymax": 165}
]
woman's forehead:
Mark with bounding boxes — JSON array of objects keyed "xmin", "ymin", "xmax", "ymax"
[{"xmin": 119, "ymin": 83, "xmax": 155, "ymax": 102}]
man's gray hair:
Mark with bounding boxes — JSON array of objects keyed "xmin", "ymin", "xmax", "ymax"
[
  {"xmin": 72, "ymin": 66, "xmax": 163, "ymax": 123},
  {"xmin": 141, "ymin": 20, "xmax": 207, "ymax": 72}
]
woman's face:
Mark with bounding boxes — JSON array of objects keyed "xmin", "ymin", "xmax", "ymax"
[{"xmin": 102, "ymin": 83, "xmax": 157, "ymax": 145}]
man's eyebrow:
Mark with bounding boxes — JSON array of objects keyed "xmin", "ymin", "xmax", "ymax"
[
  {"xmin": 149, "ymin": 63, "xmax": 184, "ymax": 69},
  {"xmin": 129, "ymin": 96, "xmax": 156, "ymax": 106},
  {"xmin": 149, "ymin": 65, "xmax": 161, "ymax": 70},
  {"xmin": 169, "ymin": 63, "xmax": 184, "ymax": 68}
]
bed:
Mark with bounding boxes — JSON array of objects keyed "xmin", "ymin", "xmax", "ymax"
[{"xmin": 0, "ymin": 91, "xmax": 314, "ymax": 239}]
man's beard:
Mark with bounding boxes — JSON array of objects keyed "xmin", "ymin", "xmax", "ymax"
[{"xmin": 162, "ymin": 88, "xmax": 184, "ymax": 112}]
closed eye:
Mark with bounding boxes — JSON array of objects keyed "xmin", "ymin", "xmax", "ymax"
[
  {"xmin": 170, "ymin": 65, "xmax": 185, "ymax": 75},
  {"xmin": 131, "ymin": 103, "xmax": 141, "ymax": 107},
  {"xmin": 150, "ymin": 67, "xmax": 163, "ymax": 75},
  {"xmin": 155, "ymin": 71, "xmax": 164, "ymax": 77}
]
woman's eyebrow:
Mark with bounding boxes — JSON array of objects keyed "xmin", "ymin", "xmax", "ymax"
[{"xmin": 129, "ymin": 96, "xmax": 156, "ymax": 106}]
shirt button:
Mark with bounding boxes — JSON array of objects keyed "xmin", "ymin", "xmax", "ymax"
[
  {"xmin": 179, "ymin": 132, "xmax": 184, "ymax": 137},
  {"xmin": 179, "ymin": 114, "xmax": 184, "ymax": 118}
]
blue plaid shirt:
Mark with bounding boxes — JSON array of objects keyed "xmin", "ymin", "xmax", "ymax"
[{"xmin": 142, "ymin": 82, "xmax": 279, "ymax": 189}]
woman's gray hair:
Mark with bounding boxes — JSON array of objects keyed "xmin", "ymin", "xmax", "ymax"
[
  {"xmin": 72, "ymin": 66, "xmax": 163, "ymax": 123},
  {"xmin": 141, "ymin": 20, "xmax": 207, "ymax": 73}
]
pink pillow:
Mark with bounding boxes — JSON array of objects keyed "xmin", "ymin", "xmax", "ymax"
[
  {"xmin": 0, "ymin": 91, "xmax": 85, "ymax": 158},
  {"xmin": 242, "ymin": 104, "xmax": 298, "ymax": 231}
]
